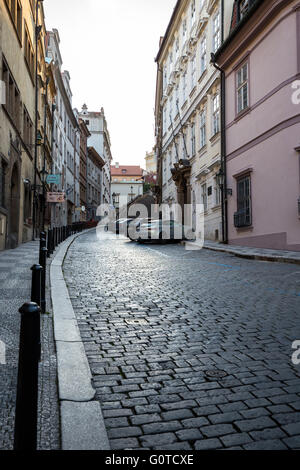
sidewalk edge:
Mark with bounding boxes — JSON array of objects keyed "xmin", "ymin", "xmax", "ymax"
[
  {"xmin": 50, "ymin": 229, "xmax": 111, "ymax": 450},
  {"xmin": 185, "ymin": 241, "xmax": 300, "ymax": 265}
]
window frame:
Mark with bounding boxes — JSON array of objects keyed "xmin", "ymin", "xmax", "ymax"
[
  {"xmin": 235, "ymin": 174, "xmax": 252, "ymax": 228},
  {"xmin": 236, "ymin": 61, "xmax": 250, "ymax": 116},
  {"xmin": 212, "ymin": 93, "xmax": 220, "ymax": 136}
]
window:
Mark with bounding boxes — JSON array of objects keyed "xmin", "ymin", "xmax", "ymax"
[
  {"xmin": 191, "ymin": 0, "xmax": 196, "ymax": 26},
  {"xmin": 163, "ymin": 107, "xmax": 167, "ymax": 133},
  {"xmin": 191, "ymin": 56, "xmax": 196, "ymax": 90},
  {"xmin": 191, "ymin": 123, "xmax": 196, "ymax": 157},
  {"xmin": 23, "ymin": 106, "xmax": 33, "ymax": 152},
  {"xmin": 175, "ymin": 38, "xmax": 180, "ymax": 61},
  {"xmin": 200, "ymin": 36, "xmax": 207, "ymax": 75},
  {"xmin": 212, "ymin": 11, "xmax": 221, "ymax": 52},
  {"xmin": 200, "ymin": 109, "xmax": 206, "ymax": 148},
  {"xmin": 237, "ymin": 62, "xmax": 249, "ymax": 114},
  {"xmin": 239, "ymin": 0, "xmax": 250, "ymax": 20},
  {"xmin": 212, "ymin": 94, "xmax": 220, "ymax": 136},
  {"xmin": 169, "ymin": 52, "xmax": 173, "ymax": 75},
  {"xmin": 182, "ymin": 19, "xmax": 187, "ymax": 42},
  {"xmin": 2, "ymin": 58, "xmax": 21, "ymax": 131},
  {"xmin": 201, "ymin": 184, "xmax": 207, "ymax": 212},
  {"xmin": 208, "ymin": 186, "xmax": 212, "ymax": 197},
  {"xmin": 0, "ymin": 160, "xmax": 6, "ymax": 209},
  {"xmin": 183, "ymin": 71, "xmax": 187, "ymax": 103},
  {"xmin": 24, "ymin": 23, "xmax": 34, "ymax": 80},
  {"xmin": 5, "ymin": 0, "xmax": 22, "ymax": 41},
  {"xmin": 234, "ymin": 175, "xmax": 252, "ymax": 227},
  {"xmin": 163, "ymin": 66, "xmax": 167, "ymax": 91},
  {"xmin": 23, "ymin": 181, "xmax": 31, "ymax": 222},
  {"xmin": 214, "ymin": 177, "xmax": 221, "ymax": 206}
]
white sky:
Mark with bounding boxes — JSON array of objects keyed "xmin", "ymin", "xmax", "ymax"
[{"xmin": 44, "ymin": 0, "xmax": 177, "ymax": 168}]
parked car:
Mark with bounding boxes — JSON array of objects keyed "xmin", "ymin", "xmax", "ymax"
[
  {"xmin": 128, "ymin": 218, "xmax": 156, "ymax": 240},
  {"xmin": 137, "ymin": 220, "xmax": 196, "ymax": 243}
]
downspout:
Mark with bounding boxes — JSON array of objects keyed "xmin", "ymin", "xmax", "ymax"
[{"xmin": 211, "ymin": 58, "xmax": 228, "ymax": 244}]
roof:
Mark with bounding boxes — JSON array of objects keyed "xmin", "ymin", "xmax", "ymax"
[
  {"xmin": 111, "ymin": 165, "xmax": 143, "ymax": 177},
  {"xmin": 214, "ymin": 0, "xmax": 265, "ymax": 60}
]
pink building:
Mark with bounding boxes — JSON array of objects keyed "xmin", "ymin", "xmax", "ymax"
[{"xmin": 214, "ymin": 0, "xmax": 300, "ymax": 251}]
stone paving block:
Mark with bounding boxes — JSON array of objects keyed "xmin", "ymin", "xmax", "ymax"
[
  {"xmin": 140, "ymin": 433, "xmax": 178, "ymax": 448},
  {"xmin": 107, "ymin": 426, "xmax": 142, "ymax": 439},
  {"xmin": 234, "ymin": 416, "xmax": 277, "ymax": 432},
  {"xmin": 201, "ymin": 424, "xmax": 236, "ymax": 438},
  {"xmin": 176, "ymin": 428, "xmax": 202, "ymax": 441},
  {"xmin": 142, "ymin": 421, "xmax": 182, "ymax": 435},
  {"xmin": 194, "ymin": 438, "xmax": 223, "ymax": 450},
  {"xmin": 221, "ymin": 433, "xmax": 253, "ymax": 447},
  {"xmin": 282, "ymin": 422, "xmax": 300, "ymax": 437},
  {"xmin": 208, "ymin": 412, "xmax": 241, "ymax": 424},
  {"xmin": 243, "ymin": 439, "xmax": 288, "ymax": 450}
]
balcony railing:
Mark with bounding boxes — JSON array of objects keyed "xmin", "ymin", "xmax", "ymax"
[{"xmin": 234, "ymin": 209, "xmax": 252, "ymax": 228}]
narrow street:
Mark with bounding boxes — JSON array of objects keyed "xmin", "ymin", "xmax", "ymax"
[{"xmin": 63, "ymin": 230, "xmax": 300, "ymax": 450}]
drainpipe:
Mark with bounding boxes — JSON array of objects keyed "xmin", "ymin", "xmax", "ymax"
[{"xmin": 211, "ymin": 57, "xmax": 228, "ymax": 244}]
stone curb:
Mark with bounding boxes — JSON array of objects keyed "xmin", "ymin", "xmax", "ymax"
[
  {"xmin": 185, "ymin": 241, "xmax": 300, "ymax": 266},
  {"xmin": 50, "ymin": 229, "xmax": 110, "ymax": 450}
]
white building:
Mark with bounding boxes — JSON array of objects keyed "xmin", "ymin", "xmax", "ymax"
[
  {"xmin": 78, "ymin": 105, "xmax": 112, "ymax": 206},
  {"xmin": 46, "ymin": 29, "xmax": 80, "ymax": 225},
  {"xmin": 155, "ymin": 0, "xmax": 234, "ymax": 241},
  {"xmin": 111, "ymin": 164, "xmax": 144, "ymax": 214}
]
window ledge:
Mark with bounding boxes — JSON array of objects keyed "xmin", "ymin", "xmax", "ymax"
[
  {"xmin": 235, "ymin": 106, "xmax": 252, "ymax": 123},
  {"xmin": 235, "ymin": 225, "xmax": 253, "ymax": 232},
  {"xmin": 0, "ymin": 206, "xmax": 8, "ymax": 216},
  {"xmin": 210, "ymin": 132, "xmax": 220, "ymax": 144},
  {"xmin": 198, "ymin": 69, "xmax": 207, "ymax": 83},
  {"xmin": 211, "ymin": 204, "xmax": 221, "ymax": 212}
]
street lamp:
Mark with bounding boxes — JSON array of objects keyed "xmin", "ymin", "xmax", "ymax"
[{"xmin": 216, "ymin": 168, "xmax": 232, "ymax": 196}]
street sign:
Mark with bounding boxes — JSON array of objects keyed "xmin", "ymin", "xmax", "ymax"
[
  {"xmin": 46, "ymin": 174, "xmax": 61, "ymax": 185},
  {"xmin": 47, "ymin": 192, "xmax": 66, "ymax": 203}
]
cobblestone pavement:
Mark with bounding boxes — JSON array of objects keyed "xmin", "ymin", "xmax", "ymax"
[
  {"xmin": 64, "ymin": 230, "xmax": 300, "ymax": 450},
  {"xmin": 0, "ymin": 242, "xmax": 60, "ymax": 450}
]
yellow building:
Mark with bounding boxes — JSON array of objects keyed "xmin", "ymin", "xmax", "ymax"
[{"xmin": 0, "ymin": 0, "xmax": 55, "ymax": 250}]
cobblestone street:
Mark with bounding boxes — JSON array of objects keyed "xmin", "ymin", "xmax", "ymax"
[{"xmin": 64, "ymin": 230, "xmax": 300, "ymax": 450}]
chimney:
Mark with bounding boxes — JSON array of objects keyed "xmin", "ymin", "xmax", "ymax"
[{"xmin": 115, "ymin": 162, "xmax": 119, "ymax": 169}]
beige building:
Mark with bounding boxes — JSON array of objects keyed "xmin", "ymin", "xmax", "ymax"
[
  {"xmin": 145, "ymin": 150, "xmax": 157, "ymax": 174},
  {"xmin": 0, "ymin": 0, "xmax": 55, "ymax": 250},
  {"xmin": 155, "ymin": 0, "xmax": 234, "ymax": 241}
]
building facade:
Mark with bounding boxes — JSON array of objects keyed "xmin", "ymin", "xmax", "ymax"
[
  {"xmin": 155, "ymin": 0, "xmax": 234, "ymax": 240},
  {"xmin": 215, "ymin": 0, "xmax": 300, "ymax": 251},
  {"xmin": 46, "ymin": 28, "xmax": 80, "ymax": 226},
  {"xmin": 87, "ymin": 146, "xmax": 104, "ymax": 220},
  {"xmin": 79, "ymin": 104, "xmax": 112, "ymax": 206},
  {"xmin": 111, "ymin": 164, "xmax": 144, "ymax": 216},
  {"xmin": 0, "ymin": 0, "xmax": 55, "ymax": 250},
  {"xmin": 78, "ymin": 118, "xmax": 90, "ymax": 221}
]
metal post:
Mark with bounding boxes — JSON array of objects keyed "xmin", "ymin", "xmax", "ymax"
[
  {"xmin": 31, "ymin": 264, "xmax": 42, "ymax": 307},
  {"xmin": 47, "ymin": 230, "xmax": 51, "ymax": 258},
  {"xmin": 14, "ymin": 302, "xmax": 41, "ymax": 450},
  {"xmin": 39, "ymin": 246, "xmax": 47, "ymax": 314}
]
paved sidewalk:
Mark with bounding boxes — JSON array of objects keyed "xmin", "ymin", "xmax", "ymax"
[
  {"xmin": 0, "ymin": 242, "xmax": 60, "ymax": 450},
  {"xmin": 185, "ymin": 240, "xmax": 300, "ymax": 265}
]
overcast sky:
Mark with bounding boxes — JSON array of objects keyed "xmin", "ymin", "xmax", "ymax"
[{"xmin": 44, "ymin": 0, "xmax": 177, "ymax": 168}]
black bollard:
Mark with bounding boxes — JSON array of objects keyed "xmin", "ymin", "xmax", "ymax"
[
  {"xmin": 39, "ymin": 248, "xmax": 47, "ymax": 314},
  {"xmin": 47, "ymin": 230, "xmax": 51, "ymax": 258},
  {"xmin": 31, "ymin": 264, "xmax": 42, "ymax": 307},
  {"xmin": 14, "ymin": 302, "xmax": 41, "ymax": 450}
]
